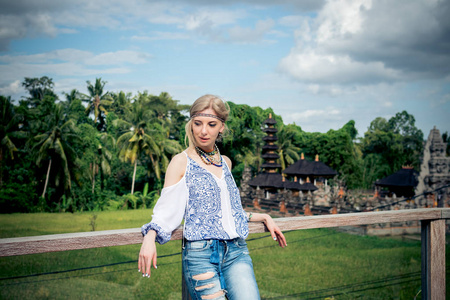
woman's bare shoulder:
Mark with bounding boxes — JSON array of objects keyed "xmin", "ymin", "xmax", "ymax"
[
  {"xmin": 164, "ymin": 152, "xmax": 188, "ymax": 187},
  {"xmin": 222, "ymin": 155, "xmax": 232, "ymax": 170}
]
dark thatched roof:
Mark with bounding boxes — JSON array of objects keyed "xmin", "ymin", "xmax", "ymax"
[
  {"xmin": 262, "ymin": 144, "xmax": 278, "ymax": 151},
  {"xmin": 283, "ymin": 180, "xmax": 302, "ymax": 190},
  {"xmin": 375, "ymin": 168, "xmax": 418, "ymax": 188},
  {"xmin": 261, "ymin": 153, "xmax": 280, "ymax": 160},
  {"xmin": 263, "ymin": 117, "xmax": 277, "ymax": 125},
  {"xmin": 298, "ymin": 182, "xmax": 318, "ymax": 191},
  {"xmin": 248, "ymin": 173, "xmax": 284, "ymax": 189},
  {"xmin": 283, "ymin": 159, "xmax": 337, "ymax": 177}
]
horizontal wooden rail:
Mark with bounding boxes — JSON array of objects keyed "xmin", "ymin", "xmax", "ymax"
[
  {"xmin": 1, "ymin": 208, "xmax": 448, "ymax": 257},
  {"xmin": 1, "ymin": 208, "xmax": 448, "ymax": 299}
]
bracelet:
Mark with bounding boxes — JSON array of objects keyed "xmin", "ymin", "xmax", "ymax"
[{"xmin": 248, "ymin": 212, "xmax": 253, "ymax": 220}]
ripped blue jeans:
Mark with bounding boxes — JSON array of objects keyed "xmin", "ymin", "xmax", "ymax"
[{"xmin": 182, "ymin": 238, "xmax": 260, "ymax": 300}]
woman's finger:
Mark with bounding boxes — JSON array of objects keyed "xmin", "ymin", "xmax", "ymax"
[
  {"xmin": 277, "ymin": 232, "xmax": 287, "ymax": 247},
  {"xmin": 145, "ymin": 255, "xmax": 152, "ymax": 277},
  {"xmin": 153, "ymin": 253, "xmax": 158, "ymax": 270}
]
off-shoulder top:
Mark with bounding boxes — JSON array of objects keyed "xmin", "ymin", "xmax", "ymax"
[{"xmin": 141, "ymin": 152, "xmax": 249, "ymax": 244}]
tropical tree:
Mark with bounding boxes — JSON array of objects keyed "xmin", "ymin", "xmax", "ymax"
[
  {"xmin": 223, "ymin": 102, "xmax": 264, "ymax": 167},
  {"xmin": 0, "ymin": 96, "xmax": 26, "ymax": 186},
  {"xmin": 362, "ymin": 111, "xmax": 423, "ymax": 176},
  {"xmin": 150, "ymin": 123, "xmax": 183, "ymax": 180},
  {"xmin": 277, "ymin": 124, "xmax": 301, "ymax": 170},
  {"xmin": 115, "ymin": 102, "xmax": 159, "ymax": 195},
  {"xmin": 34, "ymin": 104, "xmax": 80, "ymax": 201},
  {"xmin": 83, "ymin": 78, "xmax": 113, "ymax": 131},
  {"xmin": 149, "ymin": 92, "xmax": 190, "ymax": 141},
  {"xmin": 22, "ymin": 76, "xmax": 57, "ymax": 106},
  {"xmin": 110, "ymin": 91, "xmax": 132, "ymax": 119},
  {"xmin": 63, "ymin": 88, "xmax": 82, "ymax": 104},
  {"xmin": 93, "ymin": 132, "xmax": 115, "ymax": 192}
]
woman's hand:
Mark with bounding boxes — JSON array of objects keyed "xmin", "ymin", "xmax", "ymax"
[
  {"xmin": 138, "ymin": 230, "xmax": 158, "ymax": 278},
  {"xmin": 249, "ymin": 213, "xmax": 287, "ymax": 248},
  {"xmin": 263, "ymin": 214, "xmax": 287, "ymax": 248}
]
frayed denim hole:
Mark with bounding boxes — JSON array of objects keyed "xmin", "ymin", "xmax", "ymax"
[
  {"xmin": 192, "ymin": 271, "xmax": 215, "ymax": 281},
  {"xmin": 200, "ymin": 289, "xmax": 226, "ymax": 299}
]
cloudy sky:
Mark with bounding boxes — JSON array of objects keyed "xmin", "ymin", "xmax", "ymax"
[{"xmin": 1, "ymin": 0, "xmax": 449, "ymax": 137}]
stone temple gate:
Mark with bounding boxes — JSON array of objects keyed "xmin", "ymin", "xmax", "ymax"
[{"xmin": 415, "ymin": 127, "xmax": 450, "ymax": 207}]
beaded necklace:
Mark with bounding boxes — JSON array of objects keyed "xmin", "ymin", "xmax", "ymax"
[{"xmin": 195, "ymin": 144, "xmax": 222, "ymax": 167}]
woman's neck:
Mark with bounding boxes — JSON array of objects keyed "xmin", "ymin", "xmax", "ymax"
[{"xmin": 196, "ymin": 145, "xmax": 215, "ymax": 153}]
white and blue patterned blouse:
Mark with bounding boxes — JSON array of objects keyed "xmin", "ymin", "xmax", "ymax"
[{"xmin": 141, "ymin": 152, "xmax": 249, "ymax": 245}]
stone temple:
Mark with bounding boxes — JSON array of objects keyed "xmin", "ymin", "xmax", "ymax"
[{"xmin": 415, "ymin": 127, "xmax": 450, "ymax": 207}]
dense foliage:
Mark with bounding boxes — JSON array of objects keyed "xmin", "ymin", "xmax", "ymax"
[{"xmin": 0, "ymin": 77, "xmax": 430, "ymax": 212}]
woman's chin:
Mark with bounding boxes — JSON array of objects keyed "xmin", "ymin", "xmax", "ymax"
[{"xmin": 196, "ymin": 141, "xmax": 214, "ymax": 150}]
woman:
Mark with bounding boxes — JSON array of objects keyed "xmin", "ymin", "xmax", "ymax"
[{"xmin": 139, "ymin": 94, "xmax": 286, "ymax": 300}]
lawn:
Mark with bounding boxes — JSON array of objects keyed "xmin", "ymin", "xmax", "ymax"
[{"xmin": 1, "ymin": 210, "xmax": 447, "ymax": 299}]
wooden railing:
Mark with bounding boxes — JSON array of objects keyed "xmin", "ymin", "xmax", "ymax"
[{"xmin": 1, "ymin": 208, "xmax": 448, "ymax": 299}]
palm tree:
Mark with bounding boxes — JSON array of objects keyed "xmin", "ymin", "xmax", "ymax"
[
  {"xmin": 63, "ymin": 89, "xmax": 82, "ymax": 104},
  {"xmin": 110, "ymin": 91, "xmax": 132, "ymax": 118},
  {"xmin": 34, "ymin": 104, "xmax": 80, "ymax": 199},
  {"xmin": 83, "ymin": 78, "xmax": 113, "ymax": 130},
  {"xmin": 0, "ymin": 96, "xmax": 26, "ymax": 186},
  {"xmin": 151, "ymin": 123, "xmax": 182, "ymax": 180},
  {"xmin": 277, "ymin": 125, "xmax": 301, "ymax": 171},
  {"xmin": 115, "ymin": 103, "xmax": 159, "ymax": 195},
  {"xmin": 91, "ymin": 132, "xmax": 115, "ymax": 193}
]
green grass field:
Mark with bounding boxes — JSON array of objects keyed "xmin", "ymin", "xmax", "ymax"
[{"xmin": 1, "ymin": 210, "xmax": 448, "ymax": 299}]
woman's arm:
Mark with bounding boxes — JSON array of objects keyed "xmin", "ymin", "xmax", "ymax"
[
  {"xmin": 138, "ymin": 152, "xmax": 187, "ymax": 278},
  {"xmin": 138, "ymin": 230, "xmax": 157, "ymax": 277},
  {"xmin": 247, "ymin": 212, "xmax": 287, "ymax": 248}
]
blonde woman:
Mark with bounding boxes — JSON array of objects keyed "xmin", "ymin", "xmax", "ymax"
[{"xmin": 139, "ymin": 94, "xmax": 286, "ymax": 300}]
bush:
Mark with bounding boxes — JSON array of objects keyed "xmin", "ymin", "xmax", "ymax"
[{"xmin": 0, "ymin": 182, "xmax": 39, "ymax": 213}]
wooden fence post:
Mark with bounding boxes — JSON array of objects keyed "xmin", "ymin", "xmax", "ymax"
[{"xmin": 421, "ymin": 219, "xmax": 446, "ymax": 300}]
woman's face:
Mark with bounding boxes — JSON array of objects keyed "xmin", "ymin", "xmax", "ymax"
[{"xmin": 192, "ymin": 108, "xmax": 224, "ymax": 151}]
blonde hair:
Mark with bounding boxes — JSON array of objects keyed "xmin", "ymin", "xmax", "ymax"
[{"xmin": 185, "ymin": 94, "xmax": 230, "ymax": 148}]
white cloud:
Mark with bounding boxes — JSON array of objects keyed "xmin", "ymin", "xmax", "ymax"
[
  {"xmin": 0, "ymin": 13, "xmax": 61, "ymax": 50},
  {"xmin": 85, "ymin": 51, "xmax": 153, "ymax": 65},
  {"xmin": 279, "ymin": 0, "xmax": 450, "ymax": 85},
  {"xmin": 0, "ymin": 80, "xmax": 22, "ymax": 96},
  {"xmin": 0, "ymin": 49, "xmax": 151, "ymax": 85},
  {"xmin": 131, "ymin": 32, "xmax": 190, "ymax": 41},
  {"xmin": 279, "ymin": 48, "xmax": 401, "ymax": 84},
  {"xmin": 0, "ymin": 49, "xmax": 152, "ymax": 66},
  {"xmin": 228, "ymin": 19, "xmax": 275, "ymax": 43},
  {"xmin": 282, "ymin": 107, "xmax": 344, "ymax": 132}
]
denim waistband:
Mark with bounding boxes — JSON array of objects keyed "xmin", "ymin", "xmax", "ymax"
[{"xmin": 183, "ymin": 237, "xmax": 242, "ymax": 245}]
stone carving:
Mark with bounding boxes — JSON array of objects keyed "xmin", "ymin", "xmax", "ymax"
[{"xmin": 416, "ymin": 127, "xmax": 450, "ymax": 207}]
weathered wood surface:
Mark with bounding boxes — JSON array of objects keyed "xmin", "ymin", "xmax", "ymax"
[
  {"xmin": 1, "ymin": 208, "xmax": 448, "ymax": 257},
  {"xmin": 421, "ymin": 219, "xmax": 446, "ymax": 300}
]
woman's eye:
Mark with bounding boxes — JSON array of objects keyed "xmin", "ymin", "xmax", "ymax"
[{"xmin": 210, "ymin": 124, "xmax": 216, "ymax": 127}]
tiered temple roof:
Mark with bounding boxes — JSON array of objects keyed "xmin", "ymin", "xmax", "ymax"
[
  {"xmin": 248, "ymin": 114, "xmax": 337, "ymax": 193},
  {"xmin": 283, "ymin": 154, "xmax": 337, "ymax": 179},
  {"xmin": 248, "ymin": 113, "xmax": 283, "ymax": 189}
]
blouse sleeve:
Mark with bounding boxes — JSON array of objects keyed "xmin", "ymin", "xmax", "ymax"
[{"xmin": 141, "ymin": 178, "xmax": 188, "ymax": 244}]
